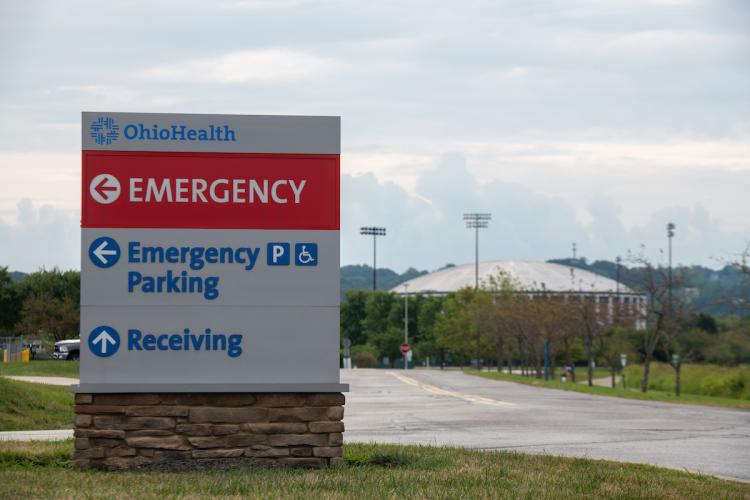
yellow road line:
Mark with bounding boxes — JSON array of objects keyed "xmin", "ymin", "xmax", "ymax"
[{"xmin": 388, "ymin": 371, "xmax": 514, "ymax": 407}]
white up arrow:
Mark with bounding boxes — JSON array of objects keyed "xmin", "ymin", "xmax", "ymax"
[
  {"xmin": 93, "ymin": 240, "xmax": 117, "ymax": 264},
  {"xmin": 92, "ymin": 330, "xmax": 116, "ymax": 354}
]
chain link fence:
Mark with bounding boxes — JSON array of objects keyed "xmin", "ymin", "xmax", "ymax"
[{"xmin": 0, "ymin": 337, "xmax": 45, "ymax": 363}]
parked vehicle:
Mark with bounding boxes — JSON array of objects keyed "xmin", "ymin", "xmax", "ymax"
[{"xmin": 53, "ymin": 339, "xmax": 80, "ymax": 360}]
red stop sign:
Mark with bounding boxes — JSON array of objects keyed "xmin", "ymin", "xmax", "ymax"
[{"xmin": 400, "ymin": 343, "xmax": 410, "ymax": 354}]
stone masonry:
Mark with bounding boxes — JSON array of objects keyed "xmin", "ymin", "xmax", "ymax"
[{"xmin": 73, "ymin": 393, "xmax": 345, "ymax": 470}]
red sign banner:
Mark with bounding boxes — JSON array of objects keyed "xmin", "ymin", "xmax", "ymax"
[{"xmin": 82, "ymin": 151, "xmax": 340, "ymax": 230}]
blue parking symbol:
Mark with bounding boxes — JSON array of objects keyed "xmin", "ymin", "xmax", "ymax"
[
  {"xmin": 267, "ymin": 243, "xmax": 290, "ymax": 266},
  {"xmin": 295, "ymin": 243, "xmax": 318, "ymax": 266}
]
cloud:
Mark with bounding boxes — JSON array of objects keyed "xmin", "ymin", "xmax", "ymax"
[
  {"xmin": 145, "ymin": 48, "xmax": 334, "ymax": 84},
  {"xmin": 0, "ymin": 153, "xmax": 745, "ymax": 274},
  {"xmin": 0, "ymin": 0, "xmax": 748, "ymax": 272},
  {"xmin": 0, "ymin": 200, "xmax": 79, "ymax": 272},
  {"xmin": 341, "ymin": 152, "xmax": 749, "ymax": 272},
  {"xmin": 0, "ymin": 152, "xmax": 79, "ymax": 221}
]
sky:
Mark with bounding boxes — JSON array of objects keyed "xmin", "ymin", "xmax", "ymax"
[{"xmin": 1, "ymin": 0, "xmax": 748, "ymax": 273}]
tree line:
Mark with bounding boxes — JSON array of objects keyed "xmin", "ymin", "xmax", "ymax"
[
  {"xmin": 0, "ymin": 267, "xmax": 79, "ymax": 343},
  {"xmin": 341, "ymin": 259, "xmax": 750, "ymax": 394}
]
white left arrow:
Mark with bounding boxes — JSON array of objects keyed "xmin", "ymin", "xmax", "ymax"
[
  {"xmin": 92, "ymin": 330, "xmax": 116, "ymax": 354},
  {"xmin": 93, "ymin": 241, "xmax": 117, "ymax": 264}
]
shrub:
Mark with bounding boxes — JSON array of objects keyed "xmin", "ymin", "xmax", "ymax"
[{"xmin": 354, "ymin": 351, "xmax": 378, "ymax": 368}]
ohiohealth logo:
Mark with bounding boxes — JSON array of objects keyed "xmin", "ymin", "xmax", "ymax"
[{"xmin": 90, "ymin": 117, "xmax": 120, "ymax": 145}]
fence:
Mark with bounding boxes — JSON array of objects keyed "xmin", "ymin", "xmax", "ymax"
[{"xmin": 0, "ymin": 337, "xmax": 43, "ymax": 364}]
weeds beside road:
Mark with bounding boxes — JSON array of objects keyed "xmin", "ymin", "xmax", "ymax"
[
  {"xmin": 0, "ymin": 378, "xmax": 73, "ymax": 431},
  {"xmin": 624, "ymin": 363, "xmax": 750, "ymax": 400},
  {"xmin": 467, "ymin": 368, "xmax": 750, "ymax": 410},
  {"xmin": 0, "ymin": 360, "xmax": 79, "ymax": 378},
  {"xmin": 1, "ymin": 441, "xmax": 748, "ymax": 499}
]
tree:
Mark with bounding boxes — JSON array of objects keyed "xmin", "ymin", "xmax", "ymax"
[
  {"xmin": 435, "ymin": 288, "xmax": 477, "ymax": 363},
  {"xmin": 467, "ymin": 290, "xmax": 503, "ymax": 369},
  {"xmin": 572, "ymin": 293, "xmax": 606, "ymax": 386},
  {"xmin": 598, "ymin": 326, "xmax": 635, "ymax": 388},
  {"xmin": 370, "ymin": 326, "xmax": 405, "ymax": 363},
  {"xmin": 17, "ymin": 293, "xmax": 79, "ymax": 342},
  {"xmin": 479, "ymin": 270, "xmax": 520, "ymax": 372},
  {"xmin": 0, "ymin": 266, "xmax": 22, "ymax": 334},
  {"xmin": 628, "ymin": 252, "xmax": 686, "ymax": 393},
  {"xmin": 415, "ymin": 295, "xmax": 445, "ymax": 365},
  {"xmin": 341, "ymin": 290, "xmax": 368, "ymax": 346},
  {"xmin": 15, "ymin": 269, "xmax": 81, "ymax": 342},
  {"xmin": 362, "ymin": 291, "xmax": 400, "ymax": 364},
  {"xmin": 16, "ymin": 269, "xmax": 80, "ymax": 306},
  {"xmin": 362, "ymin": 291, "xmax": 396, "ymax": 340}
]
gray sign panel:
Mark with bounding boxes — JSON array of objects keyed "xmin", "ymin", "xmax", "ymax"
[
  {"xmin": 83, "ymin": 112, "xmax": 340, "ymax": 154},
  {"xmin": 80, "ymin": 112, "xmax": 345, "ymax": 393},
  {"xmin": 82, "ymin": 229, "xmax": 339, "ymax": 307},
  {"xmin": 79, "ymin": 305, "xmax": 345, "ymax": 392}
]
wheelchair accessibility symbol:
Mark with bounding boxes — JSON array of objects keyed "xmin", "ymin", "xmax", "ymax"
[{"xmin": 295, "ymin": 243, "xmax": 317, "ymax": 266}]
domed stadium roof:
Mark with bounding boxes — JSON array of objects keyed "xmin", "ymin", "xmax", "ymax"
[{"xmin": 392, "ymin": 260, "xmax": 635, "ymax": 295}]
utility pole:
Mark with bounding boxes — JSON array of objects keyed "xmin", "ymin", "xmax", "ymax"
[
  {"xmin": 572, "ymin": 242, "xmax": 577, "ymax": 260},
  {"xmin": 615, "ymin": 255, "xmax": 622, "ymax": 323},
  {"xmin": 403, "ymin": 283, "xmax": 409, "ymax": 371},
  {"xmin": 463, "ymin": 213, "xmax": 491, "ymax": 289},
  {"xmin": 667, "ymin": 223, "xmax": 675, "ymax": 316},
  {"xmin": 360, "ymin": 226, "xmax": 386, "ymax": 291}
]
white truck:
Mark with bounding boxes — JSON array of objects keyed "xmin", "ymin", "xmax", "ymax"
[{"xmin": 53, "ymin": 339, "xmax": 80, "ymax": 361}]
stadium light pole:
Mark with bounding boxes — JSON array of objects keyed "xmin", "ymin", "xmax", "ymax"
[
  {"xmin": 360, "ymin": 226, "xmax": 386, "ymax": 291},
  {"xmin": 464, "ymin": 213, "xmax": 491, "ymax": 289},
  {"xmin": 667, "ymin": 223, "xmax": 675, "ymax": 317}
]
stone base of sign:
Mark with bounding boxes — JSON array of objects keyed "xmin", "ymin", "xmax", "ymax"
[{"xmin": 72, "ymin": 393, "xmax": 345, "ymax": 470}]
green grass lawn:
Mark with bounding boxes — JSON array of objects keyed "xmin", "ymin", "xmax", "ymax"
[
  {"xmin": 0, "ymin": 359, "xmax": 79, "ymax": 378},
  {"xmin": 0, "ymin": 441, "xmax": 747, "ymax": 499},
  {"xmin": 624, "ymin": 363, "xmax": 750, "ymax": 400},
  {"xmin": 0, "ymin": 377, "xmax": 73, "ymax": 431},
  {"xmin": 466, "ymin": 369, "xmax": 750, "ymax": 411}
]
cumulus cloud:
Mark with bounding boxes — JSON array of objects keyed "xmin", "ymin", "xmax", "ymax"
[
  {"xmin": 342, "ymin": 153, "xmax": 749, "ymax": 272},
  {"xmin": 0, "ymin": 0, "xmax": 747, "ymax": 272},
  {"xmin": 0, "ymin": 200, "xmax": 79, "ymax": 272},
  {"xmin": 145, "ymin": 48, "xmax": 334, "ymax": 84}
]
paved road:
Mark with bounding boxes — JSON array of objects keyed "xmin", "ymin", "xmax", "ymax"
[
  {"xmin": 2, "ymin": 370, "xmax": 748, "ymax": 480},
  {"xmin": 5, "ymin": 376, "xmax": 79, "ymax": 386},
  {"xmin": 342, "ymin": 369, "xmax": 750, "ymax": 482},
  {"xmin": 0, "ymin": 430, "xmax": 73, "ymax": 441}
]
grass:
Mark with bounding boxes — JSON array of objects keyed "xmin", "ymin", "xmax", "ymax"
[
  {"xmin": 472, "ymin": 366, "xmax": 613, "ymax": 380},
  {"xmin": 624, "ymin": 363, "xmax": 750, "ymax": 400},
  {"xmin": 0, "ymin": 359, "xmax": 79, "ymax": 378},
  {"xmin": 0, "ymin": 441, "xmax": 747, "ymax": 499},
  {"xmin": 0, "ymin": 377, "xmax": 73, "ymax": 431},
  {"xmin": 466, "ymin": 369, "xmax": 750, "ymax": 410},
  {"xmin": 0, "ymin": 440, "xmax": 72, "ymax": 468}
]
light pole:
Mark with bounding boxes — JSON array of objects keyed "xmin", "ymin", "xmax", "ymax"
[
  {"xmin": 463, "ymin": 213, "xmax": 491, "ymax": 289},
  {"xmin": 667, "ymin": 223, "xmax": 675, "ymax": 316},
  {"xmin": 403, "ymin": 283, "xmax": 409, "ymax": 371},
  {"xmin": 615, "ymin": 255, "xmax": 622, "ymax": 323},
  {"xmin": 360, "ymin": 226, "xmax": 386, "ymax": 291},
  {"xmin": 615, "ymin": 256, "xmax": 622, "ymax": 294}
]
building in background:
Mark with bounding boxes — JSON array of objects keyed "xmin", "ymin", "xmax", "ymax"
[{"xmin": 393, "ymin": 260, "xmax": 646, "ymax": 330}]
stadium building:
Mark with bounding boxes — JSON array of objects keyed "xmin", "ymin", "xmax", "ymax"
[{"xmin": 393, "ymin": 260, "xmax": 646, "ymax": 329}]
